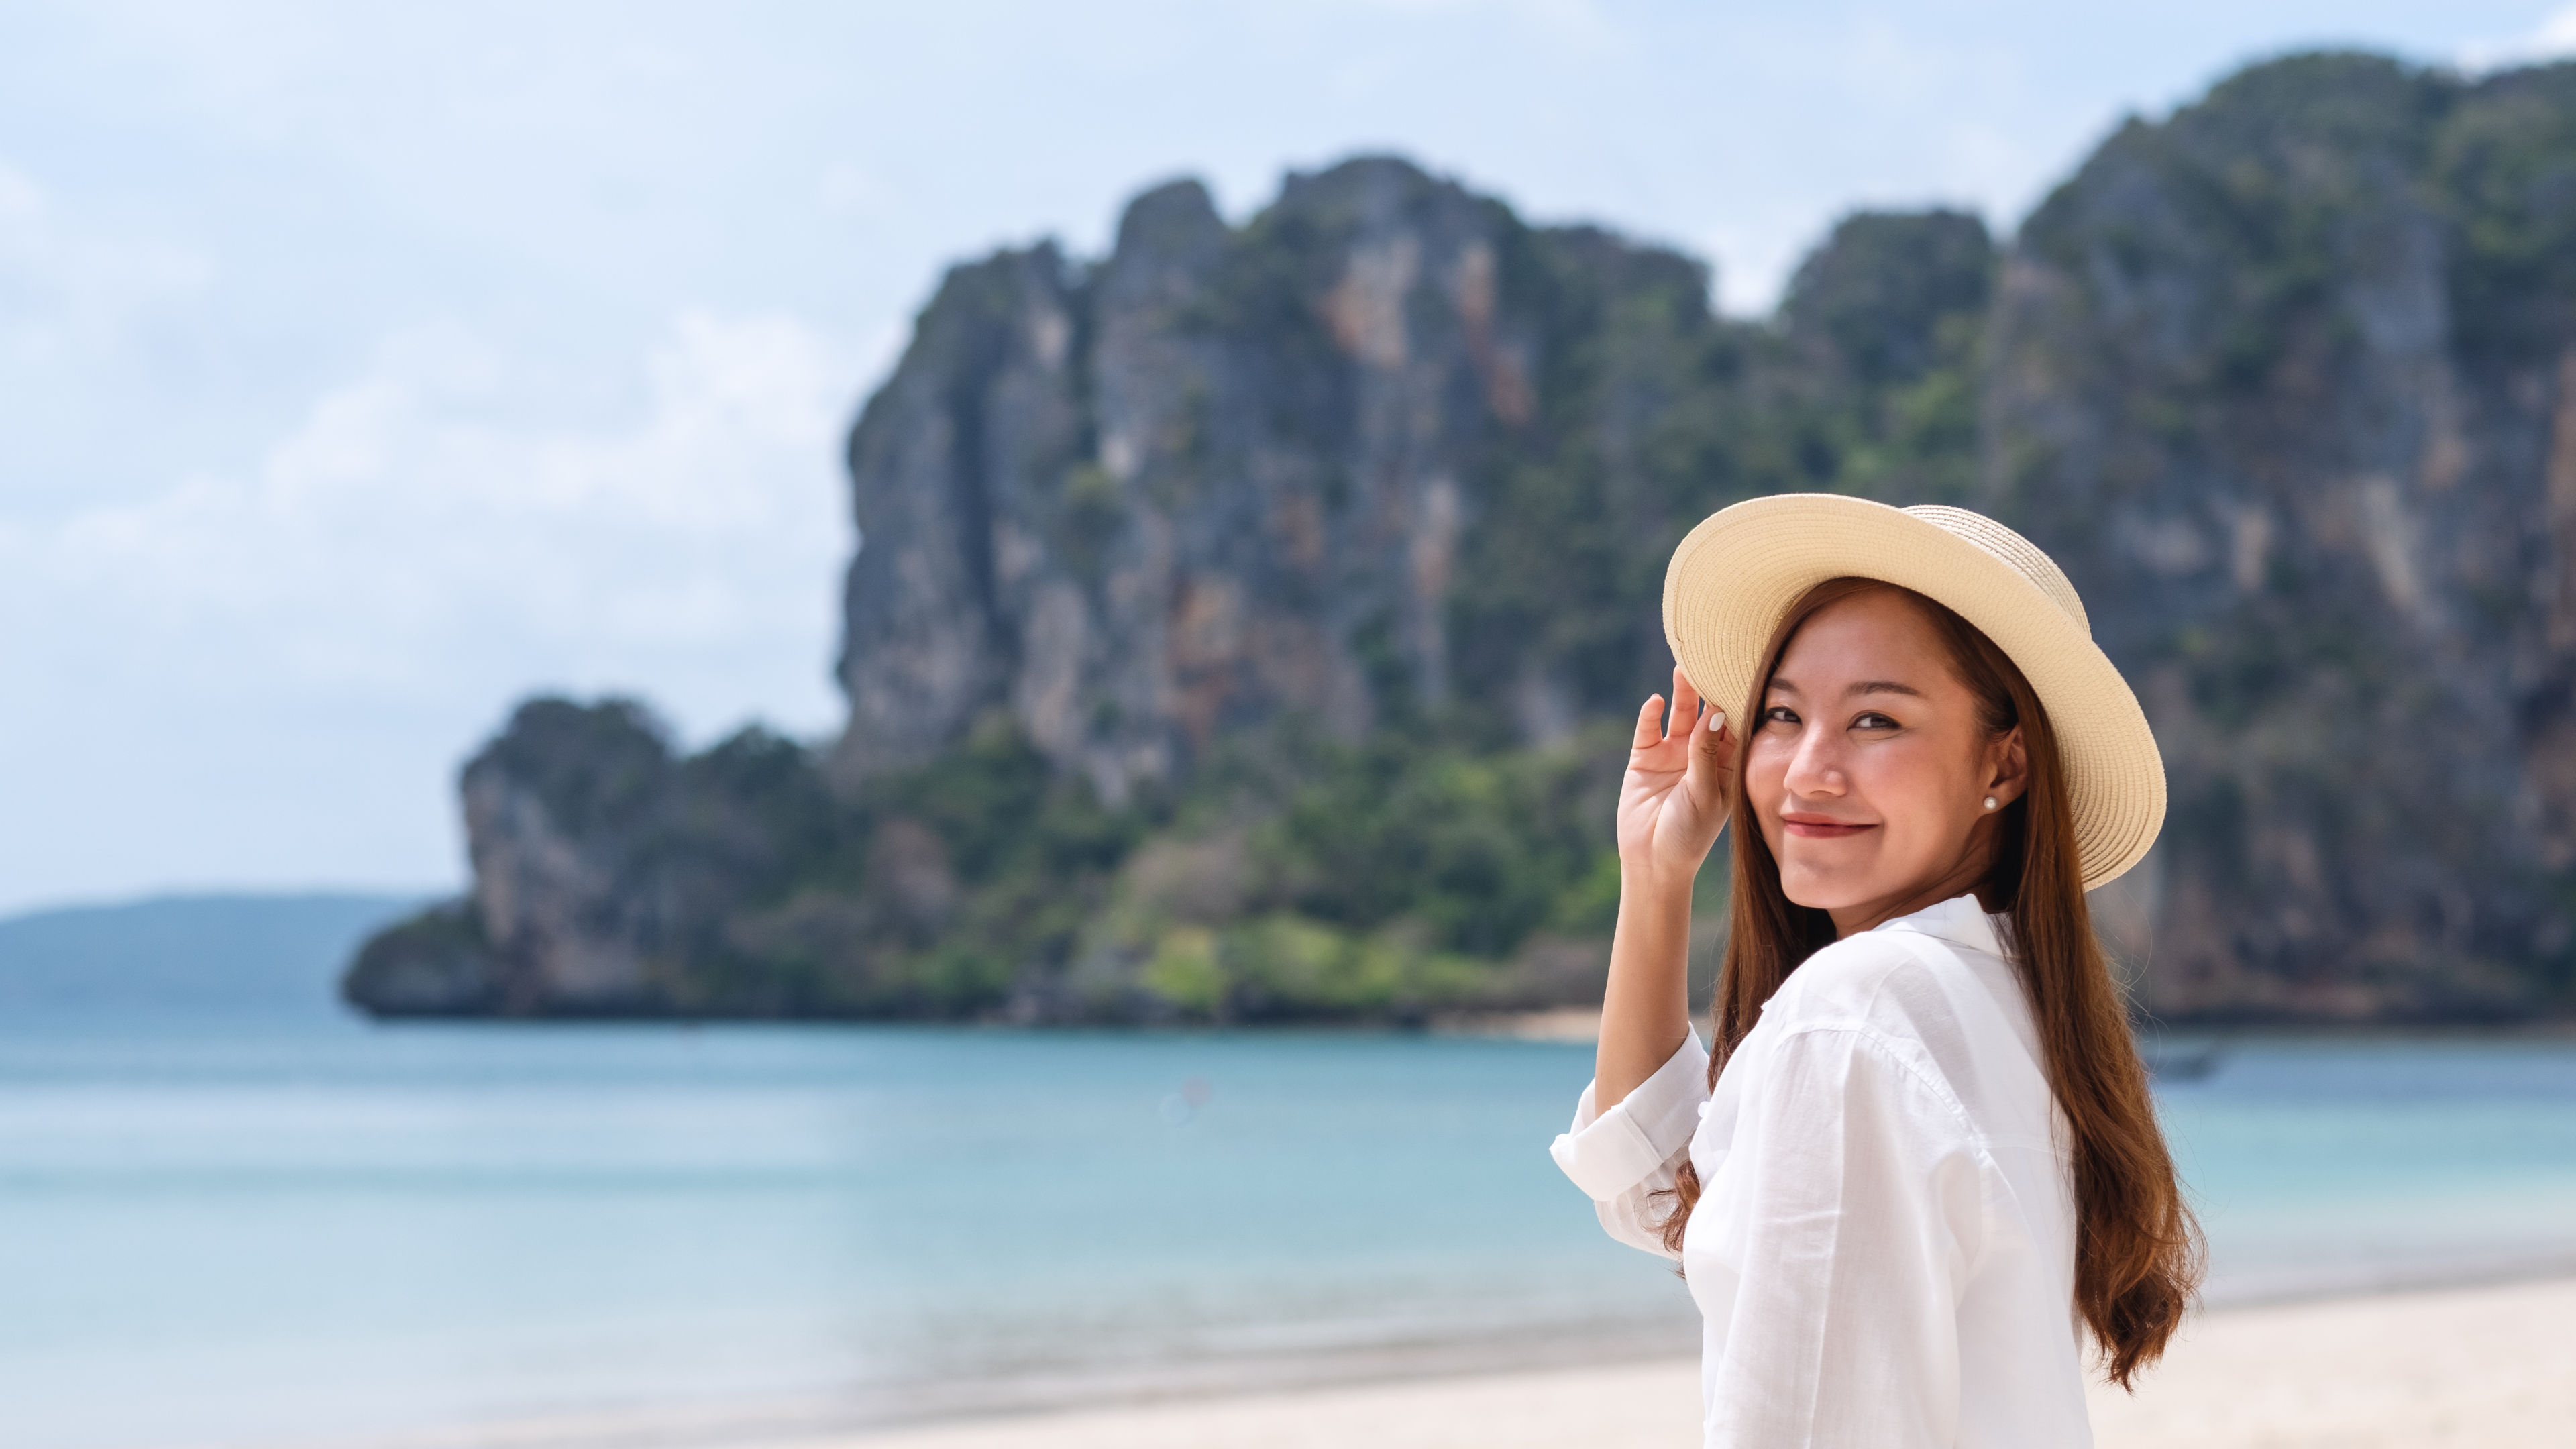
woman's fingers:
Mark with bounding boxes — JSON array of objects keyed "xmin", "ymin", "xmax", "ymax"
[
  {"xmin": 1682, "ymin": 674, "xmax": 1730, "ymax": 794},
  {"xmin": 1669, "ymin": 665, "xmax": 1703, "ymax": 733},
  {"xmin": 1691, "ymin": 698, "xmax": 1730, "ymax": 767},
  {"xmin": 1631, "ymin": 693, "xmax": 1668, "ymax": 750}
]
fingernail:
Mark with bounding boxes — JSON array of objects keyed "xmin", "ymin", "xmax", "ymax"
[{"xmin": 1707, "ymin": 710, "xmax": 1724, "ymax": 732}]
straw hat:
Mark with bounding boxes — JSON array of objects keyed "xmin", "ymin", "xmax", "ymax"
[{"xmin": 1661, "ymin": 493, "xmax": 2163, "ymax": 891}]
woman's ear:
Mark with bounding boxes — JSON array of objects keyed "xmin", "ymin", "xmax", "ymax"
[{"xmin": 1986, "ymin": 725, "xmax": 2030, "ymax": 807}]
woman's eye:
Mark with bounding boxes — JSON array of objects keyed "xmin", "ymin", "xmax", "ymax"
[
  {"xmin": 1763, "ymin": 705, "xmax": 1799, "ymax": 727},
  {"xmin": 1852, "ymin": 712, "xmax": 1898, "ymax": 731}
]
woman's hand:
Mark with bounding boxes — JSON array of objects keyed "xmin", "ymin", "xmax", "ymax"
[{"xmin": 1615, "ymin": 663, "xmax": 1737, "ymax": 890}]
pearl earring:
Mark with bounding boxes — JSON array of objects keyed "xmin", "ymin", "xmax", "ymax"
[{"xmin": 1983, "ymin": 796, "xmax": 1998, "ymax": 810}]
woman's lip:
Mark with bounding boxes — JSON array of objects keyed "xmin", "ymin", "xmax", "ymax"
[{"xmin": 1782, "ymin": 818, "xmax": 1875, "ymax": 837}]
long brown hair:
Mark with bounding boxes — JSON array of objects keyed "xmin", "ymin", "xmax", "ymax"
[{"xmin": 1656, "ymin": 576, "xmax": 2202, "ymax": 1389}]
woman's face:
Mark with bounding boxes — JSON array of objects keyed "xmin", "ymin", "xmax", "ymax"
[{"xmin": 1743, "ymin": 588, "xmax": 2025, "ymax": 934}]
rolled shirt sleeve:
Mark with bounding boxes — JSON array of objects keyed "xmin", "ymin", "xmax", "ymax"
[
  {"xmin": 1550, "ymin": 1032, "xmax": 1710, "ymax": 1258},
  {"xmin": 1699, "ymin": 1024, "xmax": 1989, "ymax": 1448}
]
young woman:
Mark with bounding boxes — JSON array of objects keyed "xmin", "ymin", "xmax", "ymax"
[{"xmin": 1551, "ymin": 496, "xmax": 2201, "ymax": 1447}]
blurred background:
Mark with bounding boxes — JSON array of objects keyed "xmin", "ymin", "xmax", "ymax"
[{"xmin": 7, "ymin": 4, "xmax": 2576, "ymax": 1447}]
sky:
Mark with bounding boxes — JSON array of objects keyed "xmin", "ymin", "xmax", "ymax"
[{"xmin": 4, "ymin": 1, "xmax": 2575, "ymax": 913}]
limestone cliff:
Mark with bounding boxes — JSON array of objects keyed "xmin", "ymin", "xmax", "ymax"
[
  {"xmin": 343, "ymin": 700, "xmax": 843, "ymax": 1015},
  {"xmin": 348, "ymin": 54, "xmax": 2576, "ymax": 1023},
  {"xmin": 1979, "ymin": 54, "xmax": 2576, "ymax": 1016},
  {"xmin": 830, "ymin": 160, "xmax": 1723, "ymax": 796}
]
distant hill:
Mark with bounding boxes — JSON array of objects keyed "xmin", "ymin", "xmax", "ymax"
[
  {"xmin": 352, "ymin": 51, "xmax": 2576, "ymax": 1026},
  {"xmin": 0, "ymin": 893, "xmax": 427, "ymax": 1020}
]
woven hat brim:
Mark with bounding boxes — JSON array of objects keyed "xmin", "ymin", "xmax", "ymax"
[{"xmin": 1661, "ymin": 493, "xmax": 2165, "ymax": 892}]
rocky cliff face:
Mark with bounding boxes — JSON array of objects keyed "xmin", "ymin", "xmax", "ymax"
[
  {"xmin": 349, "ymin": 53, "xmax": 2576, "ymax": 1023},
  {"xmin": 1980, "ymin": 54, "xmax": 2576, "ymax": 1015},
  {"xmin": 343, "ymin": 700, "xmax": 843, "ymax": 1015},
  {"xmin": 830, "ymin": 159, "xmax": 1734, "ymax": 796}
]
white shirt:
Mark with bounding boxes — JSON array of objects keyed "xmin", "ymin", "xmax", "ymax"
[{"xmin": 1550, "ymin": 892, "xmax": 2088, "ymax": 1448}]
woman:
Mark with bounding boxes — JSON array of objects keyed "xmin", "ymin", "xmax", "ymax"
[{"xmin": 1550, "ymin": 496, "xmax": 2200, "ymax": 1446}]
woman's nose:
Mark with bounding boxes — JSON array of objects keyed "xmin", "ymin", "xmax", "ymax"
[{"xmin": 1782, "ymin": 727, "xmax": 1846, "ymax": 796}]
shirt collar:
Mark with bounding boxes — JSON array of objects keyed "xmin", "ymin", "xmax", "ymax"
[{"xmin": 1875, "ymin": 891, "xmax": 2008, "ymax": 958}]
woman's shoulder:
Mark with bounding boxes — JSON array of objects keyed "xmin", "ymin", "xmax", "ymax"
[
  {"xmin": 1752, "ymin": 930, "xmax": 2006, "ymax": 1136},
  {"xmin": 1762, "ymin": 922, "xmax": 1983, "ymax": 1037}
]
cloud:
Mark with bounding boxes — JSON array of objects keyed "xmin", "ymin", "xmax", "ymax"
[
  {"xmin": 0, "ymin": 309, "xmax": 859, "ymax": 908},
  {"xmin": 2457, "ymin": 5, "xmax": 2576, "ymax": 72},
  {"xmin": 0, "ymin": 153, "xmax": 213, "ymax": 376},
  {"xmin": 1341, "ymin": 0, "xmax": 1617, "ymax": 43},
  {"xmin": 18, "ymin": 310, "xmax": 856, "ymax": 720}
]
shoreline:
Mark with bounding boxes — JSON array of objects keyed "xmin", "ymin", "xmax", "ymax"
[
  {"xmin": 266, "ymin": 1260, "xmax": 2576, "ymax": 1449},
  {"xmin": 315, "ymin": 1006, "xmax": 2576, "ymax": 1039},
  {"xmin": 818, "ymin": 1272, "xmax": 2576, "ymax": 1449},
  {"xmin": 1428, "ymin": 1009, "xmax": 2576, "ymax": 1046}
]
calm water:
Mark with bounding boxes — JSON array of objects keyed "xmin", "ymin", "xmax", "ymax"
[{"xmin": 3, "ymin": 1021, "xmax": 2573, "ymax": 1448}]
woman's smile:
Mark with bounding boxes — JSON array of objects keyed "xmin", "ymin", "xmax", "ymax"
[{"xmin": 1780, "ymin": 812, "xmax": 1874, "ymax": 838}]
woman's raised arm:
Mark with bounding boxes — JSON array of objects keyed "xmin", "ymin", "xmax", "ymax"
[{"xmin": 1593, "ymin": 663, "xmax": 1735, "ymax": 1110}]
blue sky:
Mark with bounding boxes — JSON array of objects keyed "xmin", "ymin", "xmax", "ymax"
[{"xmin": 3, "ymin": 1, "xmax": 2571, "ymax": 912}]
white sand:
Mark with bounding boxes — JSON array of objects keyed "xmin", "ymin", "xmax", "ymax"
[{"xmin": 814, "ymin": 1275, "xmax": 2576, "ymax": 1449}]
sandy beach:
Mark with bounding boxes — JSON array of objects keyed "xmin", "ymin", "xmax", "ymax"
[{"xmin": 806, "ymin": 1274, "xmax": 2576, "ymax": 1449}]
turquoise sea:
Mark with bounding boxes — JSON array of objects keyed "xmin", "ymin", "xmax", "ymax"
[{"xmin": 4, "ymin": 1019, "xmax": 2574, "ymax": 1449}]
